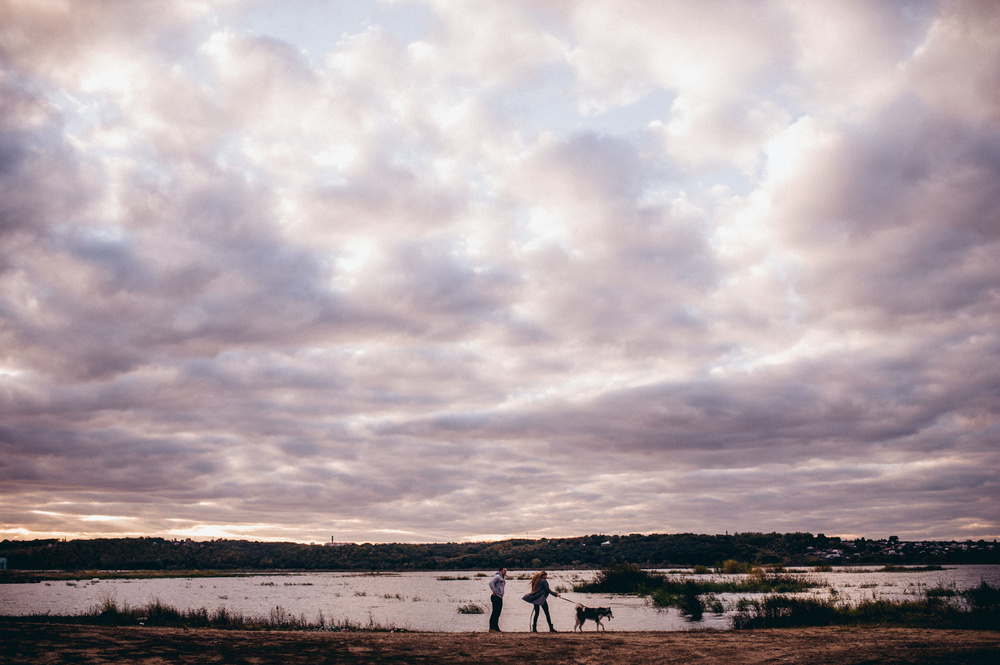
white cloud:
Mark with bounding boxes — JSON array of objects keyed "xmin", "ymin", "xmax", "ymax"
[{"xmin": 1, "ymin": 0, "xmax": 998, "ymax": 544}]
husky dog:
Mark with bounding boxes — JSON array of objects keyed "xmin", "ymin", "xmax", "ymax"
[{"xmin": 574, "ymin": 604, "xmax": 613, "ymax": 631}]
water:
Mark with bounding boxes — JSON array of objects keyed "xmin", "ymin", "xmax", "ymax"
[{"xmin": 2, "ymin": 566, "xmax": 998, "ymax": 632}]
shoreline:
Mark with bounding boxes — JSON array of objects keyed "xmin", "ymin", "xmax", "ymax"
[
  {"xmin": 2, "ymin": 623, "xmax": 998, "ymax": 664},
  {"xmin": 0, "ymin": 562, "xmax": 983, "ymax": 585}
]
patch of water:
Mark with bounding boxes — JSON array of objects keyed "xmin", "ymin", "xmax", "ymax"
[{"xmin": 2, "ymin": 566, "xmax": 997, "ymax": 632}]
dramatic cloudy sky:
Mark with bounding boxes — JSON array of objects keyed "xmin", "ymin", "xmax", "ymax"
[{"xmin": 2, "ymin": 0, "xmax": 998, "ymax": 545}]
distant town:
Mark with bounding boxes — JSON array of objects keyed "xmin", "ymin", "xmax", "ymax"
[{"xmin": 802, "ymin": 536, "xmax": 996, "ymax": 562}]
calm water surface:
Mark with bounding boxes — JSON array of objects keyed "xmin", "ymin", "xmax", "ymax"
[{"xmin": 3, "ymin": 566, "xmax": 998, "ymax": 632}]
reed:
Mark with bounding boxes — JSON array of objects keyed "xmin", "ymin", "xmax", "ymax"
[
  {"xmin": 731, "ymin": 581, "xmax": 1000, "ymax": 630},
  {"xmin": 0, "ymin": 598, "xmax": 405, "ymax": 632}
]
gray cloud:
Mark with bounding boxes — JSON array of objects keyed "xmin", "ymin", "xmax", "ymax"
[{"xmin": 1, "ymin": 0, "xmax": 998, "ymax": 544}]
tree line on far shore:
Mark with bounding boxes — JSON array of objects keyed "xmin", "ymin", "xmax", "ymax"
[{"xmin": 1, "ymin": 532, "xmax": 997, "ymax": 574}]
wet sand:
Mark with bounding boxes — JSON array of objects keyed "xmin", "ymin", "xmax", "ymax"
[{"xmin": 2, "ymin": 622, "xmax": 998, "ymax": 664}]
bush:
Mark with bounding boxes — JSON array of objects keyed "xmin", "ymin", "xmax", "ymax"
[
  {"xmin": 574, "ymin": 563, "xmax": 664, "ymax": 595},
  {"xmin": 721, "ymin": 560, "xmax": 754, "ymax": 574},
  {"xmin": 963, "ymin": 581, "xmax": 1000, "ymax": 628},
  {"xmin": 964, "ymin": 580, "xmax": 1000, "ymax": 613}
]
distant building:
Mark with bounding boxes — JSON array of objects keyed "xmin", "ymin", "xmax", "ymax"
[
  {"xmin": 0, "ymin": 557, "xmax": 6, "ymax": 570},
  {"xmin": 325, "ymin": 536, "xmax": 353, "ymax": 547}
]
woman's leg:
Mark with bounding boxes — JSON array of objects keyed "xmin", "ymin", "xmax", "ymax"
[
  {"xmin": 541, "ymin": 601, "xmax": 555, "ymax": 630},
  {"xmin": 531, "ymin": 604, "xmax": 540, "ymax": 631}
]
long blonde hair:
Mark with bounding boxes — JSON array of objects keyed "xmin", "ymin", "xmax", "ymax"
[{"xmin": 530, "ymin": 570, "xmax": 547, "ymax": 592}]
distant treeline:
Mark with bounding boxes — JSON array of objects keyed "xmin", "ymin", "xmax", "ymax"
[{"xmin": 1, "ymin": 532, "xmax": 997, "ymax": 574}]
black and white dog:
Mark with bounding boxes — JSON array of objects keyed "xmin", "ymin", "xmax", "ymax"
[{"xmin": 574, "ymin": 604, "xmax": 613, "ymax": 631}]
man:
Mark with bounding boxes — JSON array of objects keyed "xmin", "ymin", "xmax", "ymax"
[{"xmin": 488, "ymin": 567, "xmax": 507, "ymax": 631}]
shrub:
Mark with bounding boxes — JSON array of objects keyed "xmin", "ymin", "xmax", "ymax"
[
  {"xmin": 721, "ymin": 560, "xmax": 754, "ymax": 574},
  {"xmin": 574, "ymin": 563, "xmax": 664, "ymax": 595},
  {"xmin": 964, "ymin": 580, "xmax": 1000, "ymax": 613},
  {"xmin": 679, "ymin": 589, "xmax": 704, "ymax": 621},
  {"xmin": 703, "ymin": 593, "xmax": 724, "ymax": 613}
]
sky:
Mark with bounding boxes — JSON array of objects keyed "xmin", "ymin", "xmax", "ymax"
[{"xmin": 1, "ymin": 0, "xmax": 998, "ymax": 545}]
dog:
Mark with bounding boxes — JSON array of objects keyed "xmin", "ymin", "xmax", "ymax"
[{"xmin": 574, "ymin": 604, "xmax": 613, "ymax": 631}]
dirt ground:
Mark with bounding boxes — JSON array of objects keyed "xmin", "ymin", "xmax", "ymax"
[{"xmin": 1, "ymin": 622, "xmax": 998, "ymax": 664}]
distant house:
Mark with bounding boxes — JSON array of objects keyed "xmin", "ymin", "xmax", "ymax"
[{"xmin": 0, "ymin": 557, "xmax": 6, "ymax": 570}]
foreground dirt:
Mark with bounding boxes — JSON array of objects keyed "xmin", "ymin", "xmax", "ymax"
[{"xmin": 2, "ymin": 623, "xmax": 998, "ymax": 664}]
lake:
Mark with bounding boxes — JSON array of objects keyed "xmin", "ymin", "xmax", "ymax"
[{"xmin": 3, "ymin": 566, "xmax": 998, "ymax": 632}]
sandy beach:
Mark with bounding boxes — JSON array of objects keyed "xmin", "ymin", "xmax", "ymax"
[{"xmin": 2, "ymin": 622, "xmax": 998, "ymax": 664}]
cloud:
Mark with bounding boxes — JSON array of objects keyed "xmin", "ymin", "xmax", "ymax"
[
  {"xmin": 1, "ymin": 0, "xmax": 998, "ymax": 544},
  {"xmin": 907, "ymin": 0, "xmax": 1000, "ymax": 125}
]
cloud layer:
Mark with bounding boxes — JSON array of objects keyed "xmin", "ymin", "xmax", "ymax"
[{"xmin": 1, "ymin": 0, "xmax": 998, "ymax": 543}]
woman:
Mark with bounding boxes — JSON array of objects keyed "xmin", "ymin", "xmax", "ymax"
[{"xmin": 522, "ymin": 570, "xmax": 560, "ymax": 632}]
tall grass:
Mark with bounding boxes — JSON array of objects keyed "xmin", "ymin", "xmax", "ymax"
[
  {"xmin": 731, "ymin": 581, "xmax": 1000, "ymax": 630},
  {"xmin": 1, "ymin": 597, "xmax": 404, "ymax": 632}
]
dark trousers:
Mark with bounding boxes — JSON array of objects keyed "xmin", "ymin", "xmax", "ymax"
[
  {"xmin": 489, "ymin": 595, "xmax": 503, "ymax": 630},
  {"xmin": 531, "ymin": 601, "xmax": 553, "ymax": 630}
]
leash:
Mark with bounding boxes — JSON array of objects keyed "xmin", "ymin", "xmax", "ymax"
[{"xmin": 560, "ymin": 594, "xmax": 633, "ymax": 608}]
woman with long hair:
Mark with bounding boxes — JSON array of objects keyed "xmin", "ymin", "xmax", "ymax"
[{"xmin": 521, "ymin": 570, "xmax": 560, "ymax": 632}]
